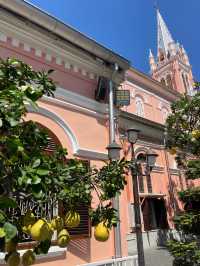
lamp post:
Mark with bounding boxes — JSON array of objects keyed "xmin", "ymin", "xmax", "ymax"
[
  {"xmin": 126, "ymin": 128, "xmax": 158, "ymax": 266},
  {"xmin": 106, "ymin": 141, "xmax": 122, "ymax": 258}
]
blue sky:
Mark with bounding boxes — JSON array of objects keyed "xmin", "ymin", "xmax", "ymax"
[{"xmin": 28, "ymin": 0, "xmax": 200, "ymax": 79}]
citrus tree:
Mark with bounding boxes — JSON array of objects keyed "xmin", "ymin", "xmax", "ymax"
[
  {"xmin": 166, "ymin": 88, "xmax": 200, "ymax": 266},
  {"xmin": 0, "ymin": 58, "xmax": 128, "ymax": 266}
]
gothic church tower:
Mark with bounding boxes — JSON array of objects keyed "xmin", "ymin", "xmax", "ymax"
[{"xmin": 149, "ymin": 10, "xmax": 194, "ymax": 95}]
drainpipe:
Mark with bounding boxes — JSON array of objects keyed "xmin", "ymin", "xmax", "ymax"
[
  {"xmin": 108, "ymin": 63, "xmax": 122, "ymax": 258},
  {"xmin": 163, "ymin": 130, "xmax": 177, "ymax": 215}
]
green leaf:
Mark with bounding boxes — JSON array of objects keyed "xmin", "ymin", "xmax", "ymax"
[
  {"xmin": 32, "ymin": 159, "xmax": 41, "ymax": 168},
  {"xmin": 3, "ymin": 222, "xmax": 17, "ymax": 242},
  {"xmin": 0, "ymin": 197, "xmax": 17, "ymax": 208},
  {"xmin": 7, "ymin": 117, "xmax": 19, "ymax": 127},
  {"xmin": 0, "ymin": 118, "xmax": 2, "ymax": 127},
  {"xmin": 0, "ymin": 227, "xmax": 5, "ymax": 238},
  {"xmin": 36, "ymin": 169, "xmax": 50, "ymax": 176},
  {"xmin": 0, "ymin": 211, "xmax": 6, "ymax": 224},
  {"xmin": 32, "ymin": 175, "xmax": 41, "ymax": 185}
]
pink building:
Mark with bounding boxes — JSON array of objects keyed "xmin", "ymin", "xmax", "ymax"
[{"xmin": 0, "ymin": 2, "xmax": 196, "ymax": 265}]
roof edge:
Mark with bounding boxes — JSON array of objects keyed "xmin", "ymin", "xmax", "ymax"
[{"xmin": 0, "ymin": 0, "xmax": 130, "ymax": 71}]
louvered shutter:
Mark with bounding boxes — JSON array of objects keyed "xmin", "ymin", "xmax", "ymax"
[
  {"xmin": 41, "ymin": 126, "xmax": 91, "ymax": 238},
  {"xmin": 59, "ymin": 203, "xmax": 90, "ymax": 238}
]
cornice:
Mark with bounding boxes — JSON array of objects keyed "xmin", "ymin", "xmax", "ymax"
[
  {"xmin": 0, "ymin": 0, "xmax": 129, "ymax": 82},
  {"xmin": 0, "ymin": 16, "xmax": 100, "ymax": 81},
  {"xmin": 127, "ymin": 68, "xmax": 180, "ymax": 103},
  {"xmin": 39, "ymin": 87, "xmax": 108, "ymax": 119},
  {"xmin": 169, "ymin": 168, "xmax": 180, "ymax": 176},
  {"xmin": 127, "ymin": 81, "xmax": 171, "ymax": 107},
  {"xmin": 119, "ymin": 110, "xmax": 166, "ymax": 146}
]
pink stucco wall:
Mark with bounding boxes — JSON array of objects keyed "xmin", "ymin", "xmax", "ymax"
[{"xmin": 0, "ymin": 27, "xmax": 198, "ymax": 266}]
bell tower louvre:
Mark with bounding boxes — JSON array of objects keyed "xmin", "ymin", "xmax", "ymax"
[{"xmin": 149, "ymin": 9, "xmax": 194, "ymax": 95}]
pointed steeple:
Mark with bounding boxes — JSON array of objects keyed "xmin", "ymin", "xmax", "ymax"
[{"xmin": 157, "ymin": 9, "xmax": 174, "ymax": 55}]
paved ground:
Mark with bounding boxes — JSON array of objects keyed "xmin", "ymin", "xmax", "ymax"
[
  {"xmin": 144, "ymin": 247, "xmax": 173, "ymax": 266},
  {"xmin": 130, "ymin": 247, "xmax": 173, "ymax": 266}
]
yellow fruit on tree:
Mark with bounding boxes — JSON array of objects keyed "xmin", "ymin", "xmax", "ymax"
[
  {"xmin": 30, "ymin": 219, "xmax": 52, "ymax": 241},
  {"xmin": 94, "ymin": 222, "xmax": 110, "ymax": 242},
  {"xmin": 51, "ymin": 216, "xmax": 64, "ymax": 231},
  {"xmin": 22, "ymin": 224, "xmax": 32, "ymax": 235},
  {"xmin": 192, "ymin": 130, "xmax": 200, "ymax": 139},
  {"xmin": 5, "ymin": 240, "xmax": 17, "ymax": 253},
  {"xmin": 7, "ymin": 252, "xmax": 20, "ymax": 266},
  {"xmin": 22, "ymin": 211, "xmax": 36, "ymax": 227},
  {"xmin": 65, "ymin": 211, "xmax": 80, "ymax": 228},
  {"xmin": 22, "ymin": 250, "xmax": 35, "ymax": 266},
  {"xmin": 57, "ymin": 229, "xmax": 70, "ymax": 248}
]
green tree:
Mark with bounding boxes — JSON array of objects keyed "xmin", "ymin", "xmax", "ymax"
[
  {"xmin": 166, "ymin": 88, "xmax": 200, "ymax": 266},
  {"xmin": 0, "ymin": 58, "xmax": 127, "ymax": 264}
]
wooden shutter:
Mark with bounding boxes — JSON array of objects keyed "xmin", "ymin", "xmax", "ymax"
[
  {"xmin": 59, "ymin": 203, "xmax": 90, "ymax": 238},
  {"xmin": 40, "ymin": 126, "xmax": 91, "ymax": 238}
]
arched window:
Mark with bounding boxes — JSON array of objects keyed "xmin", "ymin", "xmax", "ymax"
[
  {"xmin": 135, "ymin": 96, "xmax": 144, "ymax": 117},
  {"xmin": 162, "ymin": 108, "xmax": 169, "ymax": 123},
  {"xmin": 166, "ymin": 74, "xmax": 173, "ymax": 89},
  {"xmin": 182, "ymin": 73, "xmax": 188, "ymax": 93},
  {"xmin": 136, "ymin": 153, "xmax": 146, "ymax": 193},
  {"xmin": 160, "ymin": 78, "xmax": 166, "ymax": 86}
]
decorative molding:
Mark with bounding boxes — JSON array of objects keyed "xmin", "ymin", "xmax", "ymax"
[
  {"xmin": 40, "ymin": 88, "xmax": 108, "ymax": 119},
  {"xmin": 28, "ymin": 105, "xmax": 79, "ymax": 153},
  {"xmin": 56, "ymin": 57, "xmax": 62, "ymax": 65},
  {"xmin": 75, "ymin": 149, "xmax": 108, "ymax": 160},
  {"xmin": 169, "ymin": 168, "xmax": 180, "ymax": 175},
  {"xmin": 137, "ymin": 140, "xmax": 165, "ymax": 150},
  {"xmin": 23, "ymin": 43, "xmax": 31, "ymax": 52},
  {"xmin": 11, "ymin": 37, "xmax": 19, "ymax": 47},
  {"xmin": 27, "ymin": 105, "xmax": 108, "ymax": 161},
  {"xmin": 53, "ymin": 87, "xmax": 108, "ymax": 116},
  {"xmin": 0, "ymin": 32, "xmax": 7, "ymax": 42},
  {"xmin": 126, "ymin": 81, "xmax": 171, "ymax": 107},
  {"xmin": 0, "ymin": 21, "xmax": 97, "ymax": 82},
  {"xmin": 35, "ymin": 48, "xmax": 42, "ymax": 57},
  {"xmin": 152, "ymin": 165, "xmax": 165, "ymax": 173},
  {"xmin": 45, "ymin": 53, "xmax": 52, "ymax": 61}
]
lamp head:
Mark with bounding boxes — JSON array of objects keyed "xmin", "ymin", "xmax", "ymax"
[
  {"xmin": 146, "ymin": 149, "xmax": 158, "ymax": 168},
  {"xmin": 127, "ymin": 128, "xmax": 140, "ymax": 144}
]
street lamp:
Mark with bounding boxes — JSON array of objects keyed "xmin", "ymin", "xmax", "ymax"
[
  {"xmin": 146, "ymin": 148, "xmax": 158, "ymax": 168},
  {"xmin": 127, "ymin": 128, "xmax": 140, "ymax": 144},
  {"xmin": 126, "ymin": 128, "xmax": 158, "ymax": 266}
]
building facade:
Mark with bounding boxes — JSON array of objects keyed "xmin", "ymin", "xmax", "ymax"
[{"xmin": 0, "ymin": 1, "xmax": 196, "ymax": 265}]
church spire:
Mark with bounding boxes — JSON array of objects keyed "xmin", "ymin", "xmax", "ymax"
[{"xmin": 157, "ymin": 9, "xmax": 174, "ymax": 55}]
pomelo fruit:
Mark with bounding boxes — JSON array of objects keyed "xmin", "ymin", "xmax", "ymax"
[
  {"xmin": 57, "ymin": 229, "xmax": 70, "ymax": 248},
  {"xmin": 22, "ymin": 250, "xmax": 35, "ymax": 266},
  {"xmin": 94, "ymin": 222, "xmax": 109, "ymax": 242},
  {"xmin": 65, "ymin": 211, "xmax": 80, "ymax": 228}
]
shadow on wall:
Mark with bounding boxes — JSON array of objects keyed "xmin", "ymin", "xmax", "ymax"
[{"xmin": 68, "ymin": 238, "xmax": 91, "ymax": 263}]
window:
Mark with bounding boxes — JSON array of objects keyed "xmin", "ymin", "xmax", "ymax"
[
  {"xmin": 136, "ymin": 153, "xmax": 146, "ymax": 193},
  {"xmin": 182, "ymin": 73, "xmax": 188, "ymax": 93},
  {"xmin": 135, "ymin": 96, "xmax": 144, "ymax": 117},
  {"xmin": 7, "ymin": 124, "xmax": 90, "ymax": 246},
  {"xmin": 166, "ymin": 74, "xmax": 173, "ymax": 89},
  {"xmin": 160, "ymin": 78, "xmax": 166, "ymax": 86},
  {"xmin": 136, "ymin": 153, "xmax": 152, "ymax": 193}
]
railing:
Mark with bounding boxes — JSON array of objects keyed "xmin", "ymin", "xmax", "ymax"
[{"xmin": 77, "ymin": 255, "xmax": 138, "ymax": 266}]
